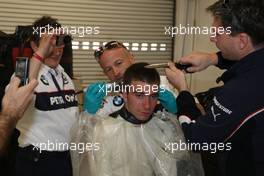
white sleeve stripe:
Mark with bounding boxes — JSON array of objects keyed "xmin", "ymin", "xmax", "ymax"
[
  {"xmin": 179, "ymin": 115, "xmax": 195, "ymax": 125},
  {"xmin": 224, "ymin": 106, "xmax": 264, "ymax": 142}
]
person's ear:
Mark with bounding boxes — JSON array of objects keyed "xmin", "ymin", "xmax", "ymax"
[
  {"xmin": 30, "ymin": 41, "xmax": 38, "ymax": 52},
  {"xmin": 239, "ymin": 33, "xmax": 250, "ymax": 50},
  {"xmin": 130, "ymin": 53, "xmax": 135, "ymax": 63}
]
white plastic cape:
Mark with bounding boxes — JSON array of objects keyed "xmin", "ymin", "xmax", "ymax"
[{"xmin": 71, "ymin": 111, "xmax": 204, "ymax": 176}]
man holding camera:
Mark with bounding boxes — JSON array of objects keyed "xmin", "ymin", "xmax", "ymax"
[{"xmin": 15, "ymin": 16, "xmax": 78, "ymax": 176}]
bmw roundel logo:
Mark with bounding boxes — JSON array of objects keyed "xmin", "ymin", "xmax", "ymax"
[{"xmin": 113, "ymin": 95, "xmax": 124, "ymax": 106}]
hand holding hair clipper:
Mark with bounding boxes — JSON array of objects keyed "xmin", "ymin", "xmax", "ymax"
[{"xmin": 145, "ymin": 62, "xmax": 192, "ymax": 73}]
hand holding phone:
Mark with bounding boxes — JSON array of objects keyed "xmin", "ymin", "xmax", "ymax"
[{"xmin": 15, "ymin": 57, "xmax": 29, "ymax": 86}]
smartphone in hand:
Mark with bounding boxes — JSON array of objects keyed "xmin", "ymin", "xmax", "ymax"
[{"xmin": 15, "ymin": 57, "xmax": 29, "ymax": 86}]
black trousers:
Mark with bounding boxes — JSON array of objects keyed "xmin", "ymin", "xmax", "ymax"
[{"xmin": 15, "ymin": 145, "xmax": 72, "ymax": 176}]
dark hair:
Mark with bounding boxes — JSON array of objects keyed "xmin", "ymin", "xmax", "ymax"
[
  {"xmin": 31, "ymin": 16, "xmax": 61, "ymax": 44},
  {"xmin": 207, "ymin": 0, "xmax": 264, "ymax": 46},
  {"xmin": 123, "ymin": 62, "xmax": 160, "ymax": 87}
]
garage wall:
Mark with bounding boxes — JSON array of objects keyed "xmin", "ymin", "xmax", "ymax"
[
  {"xmin": 174, "ymin": 0, "xmax": 223, "ymax": 94},
  {"xmin": 0, "ymin": 0, "xmax": 175, "ymax": 87}
]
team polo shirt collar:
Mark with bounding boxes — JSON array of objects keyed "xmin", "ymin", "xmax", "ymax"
[{"xmin": 218, "ymin": 48, "xmax": 264, "ymax": 83}]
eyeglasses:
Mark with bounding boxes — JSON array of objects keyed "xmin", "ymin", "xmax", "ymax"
[{"xmin": 94, "ymin": 41, "xmax": 127, "ymax": 61}]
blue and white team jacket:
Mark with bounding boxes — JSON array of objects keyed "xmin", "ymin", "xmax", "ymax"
[{"xmin": 17, "ymin": 64, "xmax": 78, "ymax": 151}]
